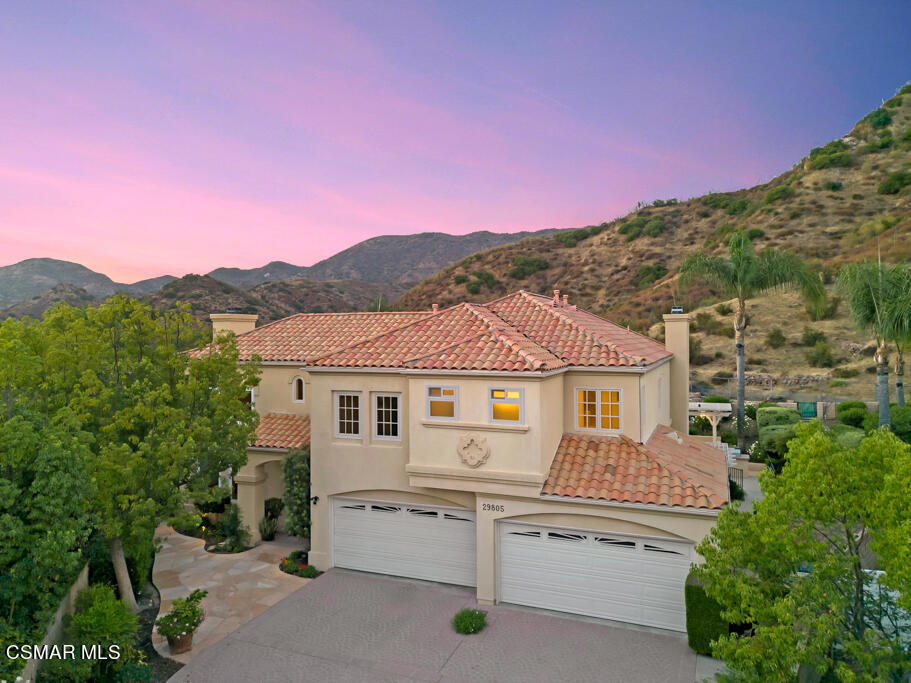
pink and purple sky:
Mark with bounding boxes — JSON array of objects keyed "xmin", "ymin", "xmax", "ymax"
[{"xmin": 1, "ymin": 1, "xmax": 909, "ymax": 282}]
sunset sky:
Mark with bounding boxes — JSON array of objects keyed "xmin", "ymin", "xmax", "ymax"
[{"xmin": 1, "ymin": 1, "xmax": 910, "ymax": 282}]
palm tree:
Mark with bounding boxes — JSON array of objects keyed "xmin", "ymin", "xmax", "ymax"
[
  {"xmin": 837, "ymin": 261, "xmax": 911, "ymax": 424},
  {"xmin": 679, "ymin": 231, "xmax": 824, "ymax": 450}
]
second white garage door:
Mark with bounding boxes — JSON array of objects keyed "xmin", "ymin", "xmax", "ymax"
[
  {"xmin": 332, "ymin": 497, "xmax": 477, "ymax": 587},
  {"xmin": 498, "ymin": 522, "xmax": 692, "ymax": 631}
]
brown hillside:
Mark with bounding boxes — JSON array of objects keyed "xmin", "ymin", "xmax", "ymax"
[
  {"xmin": 398, "ymin": 87, "xmax": 911, "ymax": 331},
  {"xmin": 0, "ymin": 283, "xmax": 100, "ymax": 319}
]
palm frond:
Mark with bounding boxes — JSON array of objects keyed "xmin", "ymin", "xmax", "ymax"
[{"xmin": 678, "ymin": 252, "xmax": 739, "ymax": 297}]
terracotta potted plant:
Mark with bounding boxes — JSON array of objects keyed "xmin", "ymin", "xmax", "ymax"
[{"xmin": 155, "ymin": 589, "xmax": 208, "ymax": 654}]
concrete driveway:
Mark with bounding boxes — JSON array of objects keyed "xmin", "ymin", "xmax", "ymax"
[{"xmin": 170, "ymin": 569, "xmax": 707, "ymax": 682}]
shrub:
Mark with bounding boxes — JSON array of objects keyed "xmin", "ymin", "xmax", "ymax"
[
  {"xmin": 685, "ymin": 576, "xmax": 727, "ymax": 656},
  {"xmin": 836, "ymin": 400, "xmax": 867, "ymax": 420},
  {"xmin": 589, "ymin": 223, "xmax": 608, "ymax": 236},
  {"xmin": 829, "ymin": 423, "xmax": 865, "ymax": 448},
  {"xmin": 280, "ymin": 551, "xmax": 319, "ymax": 578},
  {"xmin": 745, "ymin": 404, "xmax": 757, "ymax": 420},
  {"xmin": 806, "ymin": 295, "xmax": 840, "ymax": 321},
  {"xmin": 452, "ymin": 608, "xmax": 487, "ymax": 634},
  {"xmin": 824, "ymin": 181, "xmax": 843, "ymax": 192},
  {"xmin": 759, "ymin": 424, "xmax": 796, "ymax": 455},
  {"xmin": 832, "ymin": 367, "xmax": 859, "ymax": 379},
  {"xmin": 694, "ymin": 311, "xmax": 723, "ymax": 335},
  {"xmin": 618, "ymin": 215, "xmax": 647, "ymax": 241},
  {"xmin": 155, "ymin": 589, "xmax": 208, "ymax": 640},
  {"xmin": 884, "ymin": 95, "xmax": 902, "ymax": 108},
  {"xmin": 554, "ymin": 228, "xmax": 591, "ymax": 248},
  {"xmin": 765, "ymin": 327, "xmax": 786, "ymax": 349},
  {"xmin": 800, "ymin": 326, "xmax": 826, "ymax": 346},
  {"xmin": 891, "ymin": 406, "xmax": 911, "ymax": 444},
  {"xmin": 704, "ymin": 395, "xmax": 730, "ymax": 403},
  {"xmin": 719, "ymin": 326, "xmax": 735, "ymax": 338},
  {"xmin": 465, "ymin": 280, "xmax": 481, "ymax": 295},
  {"xmin": 904, "ymin": 127, "xmax": 911, "ymax": 143},
  {"xmin": 283, "ymin": 447, "xmax": 311, "ymax": 537},
  {"xmin": 900, "ymin": 83, "xmax": 911, "ymax": 96},
  {"xmin": 805, "ymin": 341, "xmax": 835, "ymax": 368},
  {"xmin": 633, "ymin": 263, "xmax": 668, "ymax": 289},
  {"xmin": 703, "ymin": 193, "xmax": 732, "ymax": 210},
  {"xmin": 643, "ymin": 214, "xmax": 666, "ymax": 237},
  {"xmin": 729, "ymin": 478, "xmax": 745, "ymax": 501},
  {"xmin": 838, "ymin": 407, "xmax": 869, "ymax": 429},
  {"xmin": 878, "ymin": 171, "xmax": 911, "ymax": 195},
  {"xmin": 864, "ymin": 108, "xmax": 892, "ymax": 129},
  {"xmin": 265, "ymin": 497, "xmax": 285, "ymax": 521},
  {"xmin": 745, "ymin": 227, "xmax": 764, "ymax": 241},
  {"xmin": 217, "ymin": 505, "xmax": 250, "ymax": 552},
  {"xmin": 715, "ymin": 303, "xmax": 733, "ymax": 316},
  {"xmin": 258, "ymin": 516, "xmax": 278, "ymax": 542},
  {"xmin": 725, "ymin": 198, "xmax": 753, "ymax": 215},
  {"xmin": 453, "ymin": 274, "xmax": 468, "ymax": 285},
  {"xmin": 757, "ymin": 406, "xmax": 801, "ymax": 429},
  {"xmin": 690, "ymin": 415, "xmax": 711, "ymax": 435},
  {"xmin": 761, "ymin": 185, "xmax": 794, "ymax": 205},
  {"xmin": 720, "ymin": 431, "xmax": 737, "ymax": 447},
  {"xmin": 472, "ymin": 270, "xmax": 497, "ymax": 289},
  {"xmin": 809, "ymin": 140, "xmax": 852, "ymax": 169},
  {"xmin": 507, "ymin": 254, "xmax": 549, "ymax": 279}
]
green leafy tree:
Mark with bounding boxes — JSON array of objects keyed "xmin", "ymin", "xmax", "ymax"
[
  {"xmin": 679, "ymin": 231, "xmax": 823, "ymax": 449},
  {"xmin": 282, "ymin": 447, "xmax": 311, "ymax": 537},
  {"xmin": 695, "ymin": 424, "xmax": 911, "ymax": 680},
  {"xmin": 838, "ymin": 261, "xmax": 911, "ymax": 423}
]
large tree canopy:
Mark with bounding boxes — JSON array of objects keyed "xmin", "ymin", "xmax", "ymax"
[
  {"xmin": 0, "ymin": 297, "xmax": 260, "ymax": 611},
  {"xmin": 695, "ymin": 423, "xmax": 911, "ymax": 681}
]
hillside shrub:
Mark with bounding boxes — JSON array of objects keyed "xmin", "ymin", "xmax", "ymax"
[
  {"xmin": 765, "ymin": 327, "xmax": 786, "ymax": 349},
  {"xmin": 643, "ymin": 214, "xmax": 666, "ymax": 237},
  {"xmin": 745, "ymin": 227, "xmax": 764, "ymax": 241},
  {"xmin": 900, "ymin": 83, "xmax": 911, "ymax": 96},
  {"xmin": 452, "ymin": 608, "xmax": 487, "ymax": 635},
  {"xmin": 762, "ymin": 185, "xmax": 794, "ymax": 205},
  {"xmin": 824, "ymin": 181, "xmax": 843, "ymax": 192},
  {"xmin": 685, "ymin": 576, "xmax": 728, "ymax": 656},
  {"xmin": 903, "ymin": 127, "xmax": 911, "ymax": 143},
  {"xmin": 809, "ymin": 140, "xmax": 852, "ymax": 169},
  {"xmin": 554, "ymin": 228, "xmax": 591, "ymax": 248},
  {"xmin": 694, "ymin": 311, "xmax": 723, "ymax": 335},
  {"xmin": 618, "ymin": 215, "xmax": 648, "ymax": 241},
  {"xmin": 652, "ymin": 198, "xmax": 678, "ymax": 206},
  {"xmin": 719, "ymin": 326, "xmax": 735, "ymax": 338},
  {"xmin": 805, "ymin": 340, "xmax": 835, "ymax": 367},
  {"xmin": 801, "ymin": 326, "xmax": 826, "ymax": 346},
  {"xmin": 757, "ymin": 406, "xmax": 801, "ymax": 429},
  {"xmin": 864, "ymin": 108, "xmax": 892, "ymax": 129},
  {"xmin": 715, "ymin": 302, "xmax": 733, "ymax": 316},
  {"xmin": 832, "ymin": 367, "xmax": 859, "ymax": 379},
  {"xmin": 703, "ymin": 193, "xmax": 732, "ymax": 210},
  {"xmin": 884, "ymin": 95, "xmax": 902, "ymax": 108},
  {"xmin": 588, "ymin": 223, "xmax": 608, "ymax": 236},
  {"xmin": 472, "ymin": 270, "xmax": 497, "ymax": 289},
  {"xmin": 633, "ymin": 263, "xmax": 668, "ymax": 289},
  {"xmin": 877, "ymin": 171, "xmax": 911, "ymax": 195},
  {"xmin": 725, "ymin": 198, "xmax": 753, "ymax": 215},
  {"xmin": 806, "ymin": 295, "xmax": 840, "ymax": 321},
  {"xmin": 465, "ymin": 281, "xmax": 481, "ymax": 295},
  {"xmin": 507, "ymin": 254, "xmax": 549, "ymax": 279},
  {"xmin": 282, "ymin": 447, "xmax": 311, "ymax": 537},
  {"xmin": 453, "ymin": 274, "xmax": 468, "ymax": 284},
  {"xmin": 870, "ymin": 132, "xmax": 894, "ymax": 150}
]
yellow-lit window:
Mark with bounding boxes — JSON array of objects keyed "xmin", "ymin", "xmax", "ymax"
[
  {"xmin": 490, "ymin": 388, "xmax": 522, "ymax": 423},
  {"xmin": 427, "ymin": 386, "xmax": 457, "ymax": 419},
  {"xmin": 576, "ymin": 388, "xmax": 620, "ymax": 431}
]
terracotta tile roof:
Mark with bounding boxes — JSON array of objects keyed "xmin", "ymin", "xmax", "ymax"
[
  {"xmin": 190, "ymin": 312, "xmax": 430, "ymax": 362},
  {"xmin": 486, "ymin": 291, "xmax": 671, "ymax": 367},
  {"xmin": 311, "ymin": 303, "xmax": 566, "ymax": 372},
  {"xmin": 541, "ymin": 426, "xmax": 729, "ymax": 510},
  {"xmin": 252, "ymin": 413, "xmax": 310, "ymax": 450}
]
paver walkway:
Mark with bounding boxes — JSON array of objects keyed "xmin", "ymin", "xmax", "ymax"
[
  {"xmin": 169, "ymin": 570, "xmax": 705, "ymax": 683},
  {"xmin": 152, "ymin": 525, "xmax": 309, "ymax": 664}
]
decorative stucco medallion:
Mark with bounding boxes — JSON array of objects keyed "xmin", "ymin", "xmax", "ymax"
[{"xmin": 457, "ymin": 433, "xmax": 490, "ymax": 468}]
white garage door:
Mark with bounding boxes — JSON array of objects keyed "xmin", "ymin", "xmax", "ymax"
[
  {"xmin": 498, "ymin": 522, "xmax": 692, "ymax": 631},
  {"xmin": 332, "ymin": 498, "xmax": 477, "ymax": 587}
]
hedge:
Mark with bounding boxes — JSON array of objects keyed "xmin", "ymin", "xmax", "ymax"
[
  {"xmin": 829, "ymin": 424, "xmax": 865, "ymax": 448},
  {"xmin": 756, "ymin": 406, "xmax": 801, "ymax": 429},
  {"xmin": 685, "ymin": 574, "xmax": 727, "ymax": 656},
  {"xmin": 758, "ymin": 424, "xmax": 796, "ymax": 451}
]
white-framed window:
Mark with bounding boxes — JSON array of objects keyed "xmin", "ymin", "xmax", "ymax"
[
  {"xmin": 241, "ymin": 388, "xmax": 255, "ymax": 411},
  {"xmin": 373, "ymin": 392, "xmax": 401, "ymax": 441},
  {"xmin": 426, "ymin": 385, "xmax": 458, "ymax": 420},
  {"xmin": 292, "ymin": 376, "xmax": 306, "ymax": 403},
  {"xmin": 576, "ymin": 388, "xmax": 621, "ymax": 431},
  {"xmin": 334, "ymin": 391, "xmax": 362, "ymax": 438},
  {"xmin": 489, "ymin": 387, "xmax": 523, "ymax": 423}
]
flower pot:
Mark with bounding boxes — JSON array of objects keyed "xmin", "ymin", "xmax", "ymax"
[{"xmin": 167, "ymin": 632, "xmax": 194, "ymax": 654}]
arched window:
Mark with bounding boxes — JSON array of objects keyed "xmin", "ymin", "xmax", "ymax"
[{"xmin": 292, "ymin": 376, "xmax": 306, "ymax": 403}]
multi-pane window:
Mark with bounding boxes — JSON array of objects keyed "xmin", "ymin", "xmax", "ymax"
[
  {"xmin": 427, "ymin": 386, "xmax": 457, "ymax": 419},
  {"xmin": 577, "ymin": 388, "xmax": 620, "ymax": 431},
  {"xmin": 373, "ymin": 393, "xmax": 401, "ymax": 440},
  {"xmin": 489, "ymin": 388, "xmax": 523, "ymax": 423},
  {"xmin": 292, "ymin": 376, "xmax": 305, "ymax": 403},
  {"xmin": 335, "ymin": 392, "xmax": 361, "ymax": 437}
]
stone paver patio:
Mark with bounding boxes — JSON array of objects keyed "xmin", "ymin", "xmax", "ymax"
[{"xmin": 152, "ymin": 525, "xmax": 309, "ymax": 664}]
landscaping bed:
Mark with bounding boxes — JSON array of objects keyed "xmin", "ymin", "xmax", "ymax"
[{"xmin": 279, "ymin": 549, "xmax": 321, "ymax": 578}]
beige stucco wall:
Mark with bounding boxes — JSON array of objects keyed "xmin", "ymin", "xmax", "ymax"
[
  {"xmin": 473, "ymin": 492, "xmax": 718, "ymax": 603},
  {"xmin": 640, "ymin": 363, "xmax": 671, "ymax": 439},
  {"xmin": 252, "ymin": 365, "xmax": 311, "ymax": 416}
]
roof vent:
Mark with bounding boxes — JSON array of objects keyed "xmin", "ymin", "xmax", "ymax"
[
  {"xmin": 553, "ymin": 289, "xmax": 560, "ymax": 306},
  {"xmin": 432, "ymin": 303, "xmax": 439, "ymax": 313},
  {"xmin": 562, "ymin": 294, "xmax": 569, "ymax": 306}
]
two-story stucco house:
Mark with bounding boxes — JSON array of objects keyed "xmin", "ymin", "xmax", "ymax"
[{"xmin": 211, "ymin": 290, "xmax": 728, "ymax": 632}]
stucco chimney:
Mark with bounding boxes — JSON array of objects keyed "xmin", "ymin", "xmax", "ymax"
[
  {"xmin": 663, "ymin": 311, "xmax": 690, "ymax": 432},
  {"xmin": 562, "ymin": 294, "xmax": 569, "ymax": 306},
  {"xmin": 553, "ymin": 289, "xmax": 560, "ymax": 305},
  {"xmin": 210, "ymin": 313, "xmax": 258, "ymax": 340},
  {"xmin": 432, "ymin": 303, "xmax": 439, "ymax": 313}
]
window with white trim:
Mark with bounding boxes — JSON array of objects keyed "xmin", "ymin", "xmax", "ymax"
[
  {"xmin": 334, "ymin": 391, "xmax": 361, "ymax": 438},
  {"xmin": 576, "ymin": 388, "xmax": 621, "ymax": 431},
  {"xmin": 373, "ymin": 392, "xmax": 401, "ymax": 440},
  {"xmin": 489, "ymin": 387, "xmax": 523, "ymax": 423},
  {"xmin": 426, "ymin": 385, "xmax": 457, "ymax": 420},
  {"xmin": 241, "ymin": 388, "xmax": 255, "ymax": 411},
  {"xmin": 292, "ymin": 376, "xmax": 306, "ymax": 403}
]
